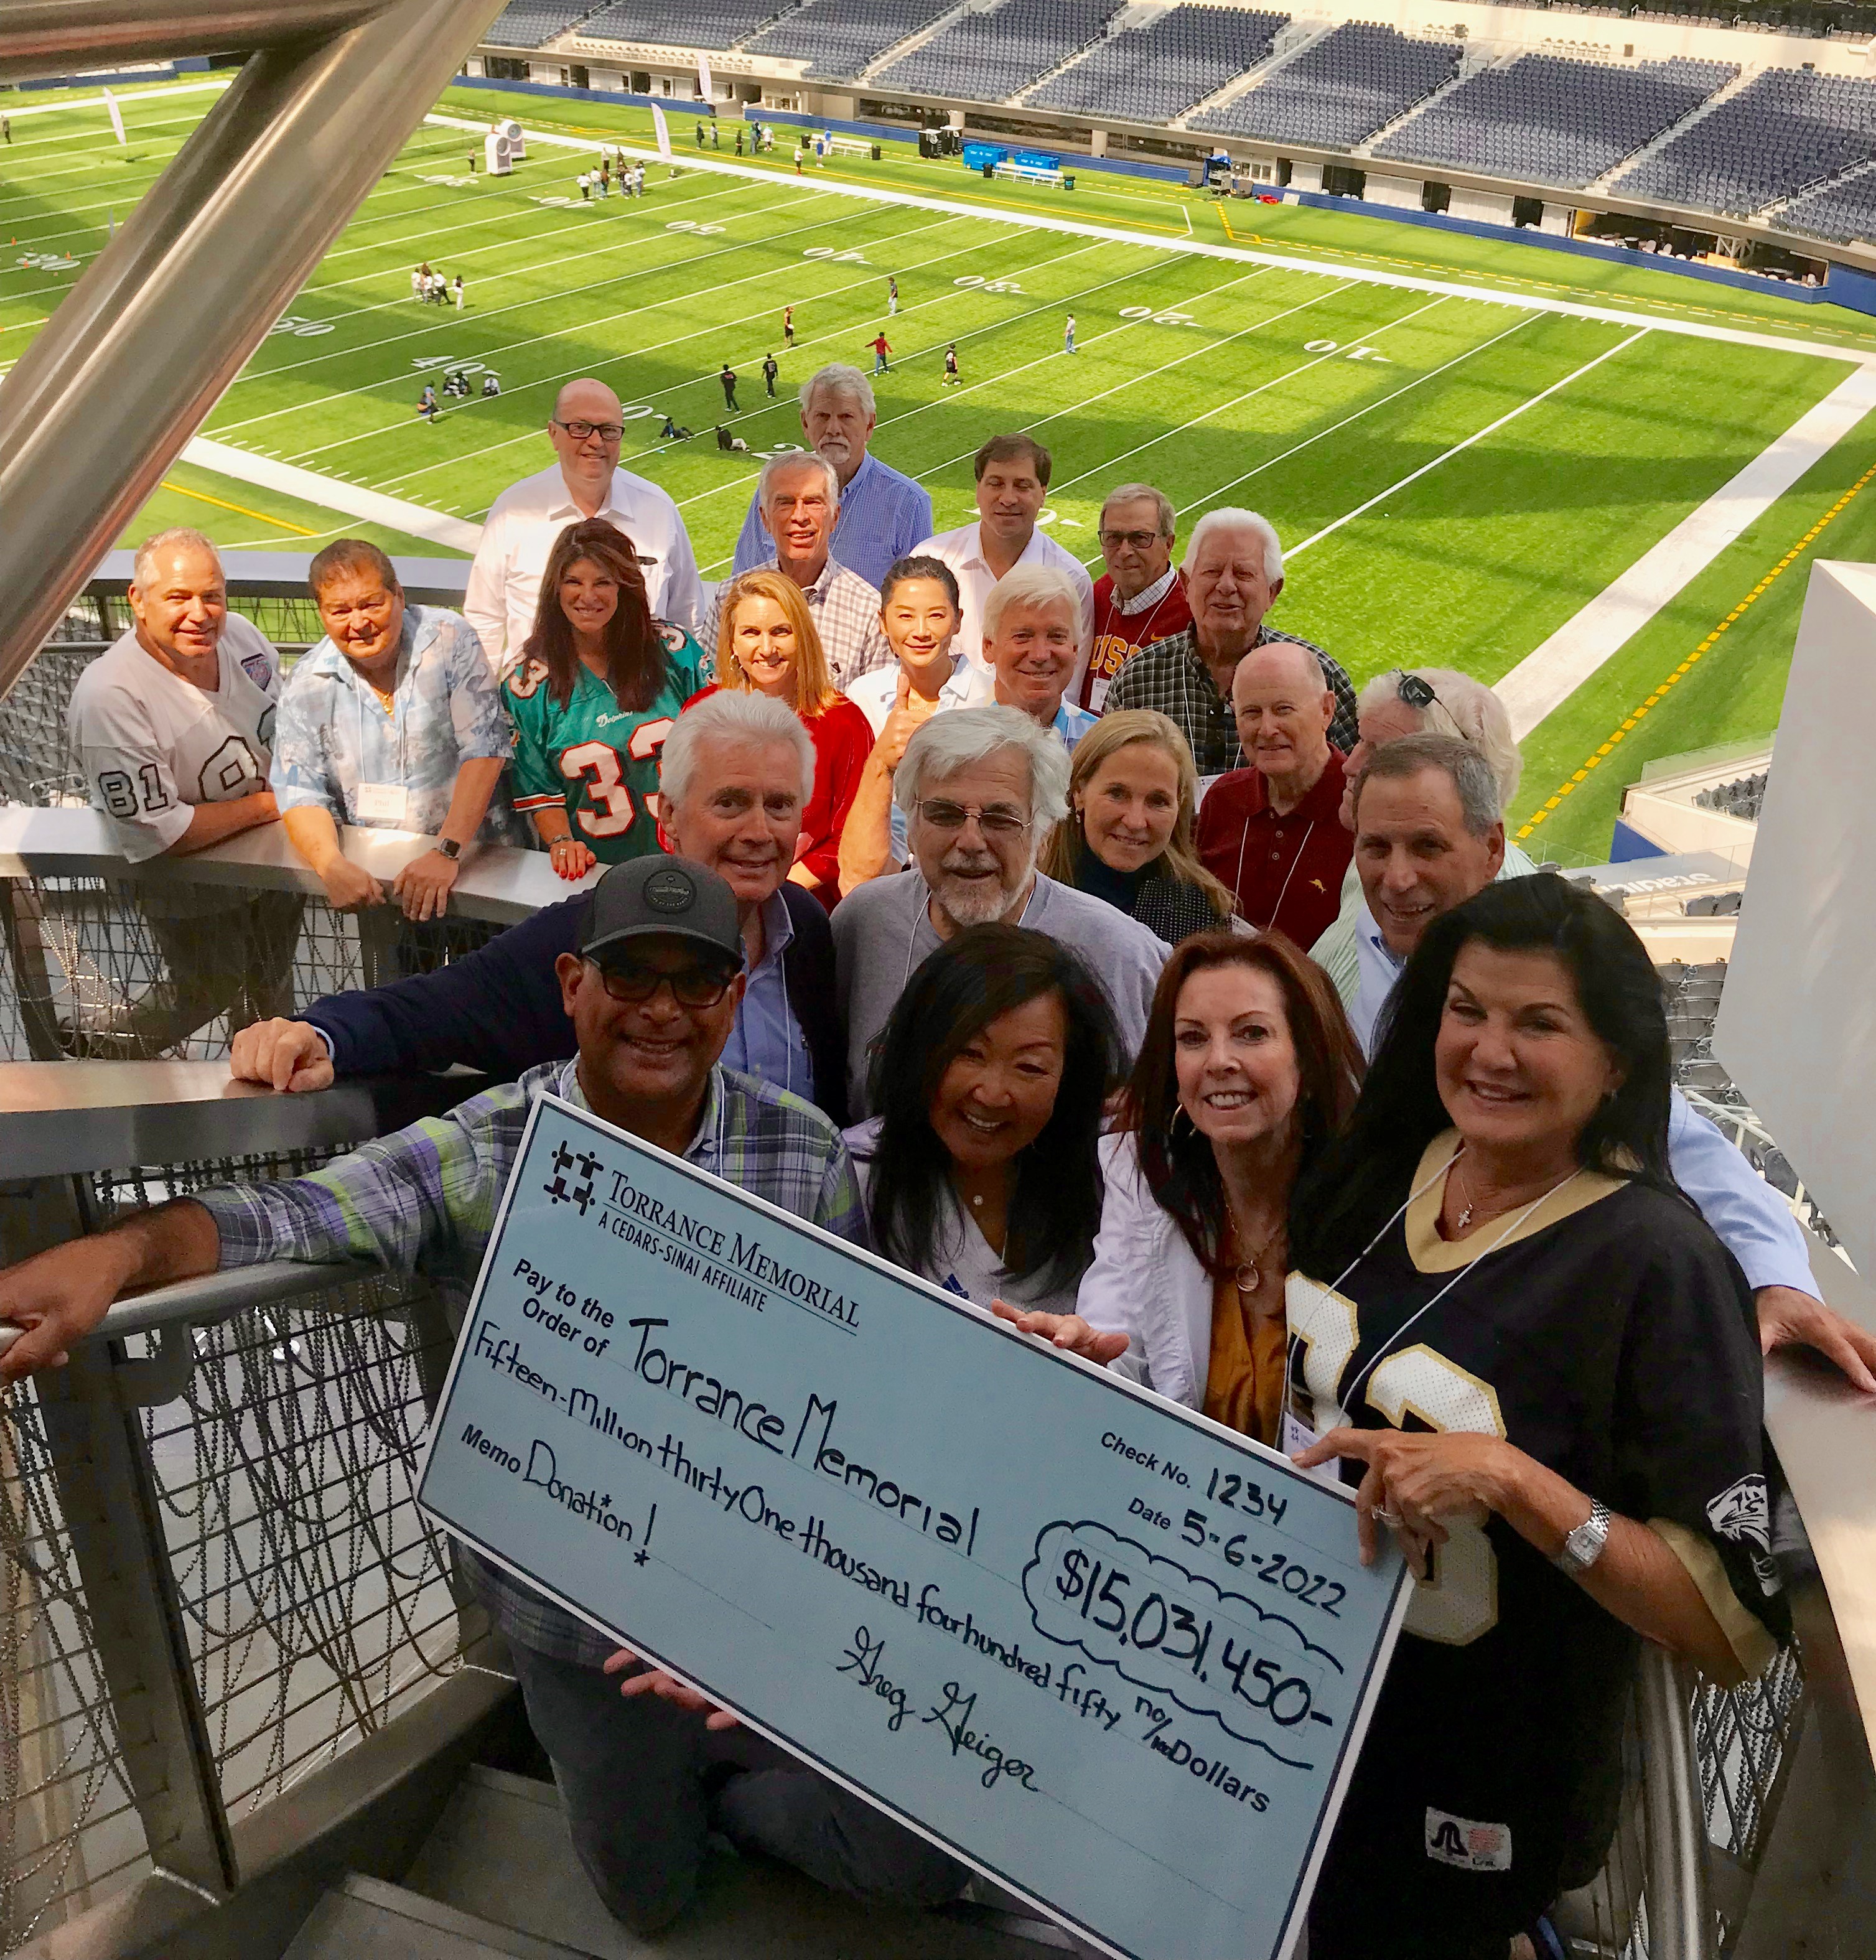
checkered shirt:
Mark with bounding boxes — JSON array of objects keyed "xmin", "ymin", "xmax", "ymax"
[
  {"xmin": 1103, "ymin": 626, "xmax": 1358, "ymax": 775},
  {"xmin": 197, "ymin": 1059, "xmax": 867, "ymax": 1666},
  {"xmin": 699, "ymin": 554, "xmax": 892, "ymax": 692}
]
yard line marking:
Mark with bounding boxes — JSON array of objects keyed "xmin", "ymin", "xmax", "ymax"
[
  {"xmin": 276, "ymin": 212, "xmax": 989, "ymax": 468},
  {"xmin": 180, "ymin": 437, "xmax": 477, "ymax": 552},
  {"xmin": 0, "ymin": 78, "xmax": 231, "ymax": 122},
  {"xmin": 155, "ymin": 480, "xmax": 320, "ymax": 536},
  {"xmin": 1287, "ymin": 327, "xmax": 1654, "ymax": 558},
  {"xmin": 1496, "ymin": 362, "xmax": 1876, "ymax": 740},
  {"xmin": 1164, "ymin": 309, "xmax": 1541, "ymax": 544},
  {"xmin": 426, "ymin": 114, "xmax": 1875, "ymax": 371}
]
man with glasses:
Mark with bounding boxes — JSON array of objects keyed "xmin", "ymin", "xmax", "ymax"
[
  {"xmin": 465, "ymin": 377, "xmax": 703, "ymax": 675},
  {"xmin": 1081, "ymin": 483, "xmax": 1192, "ymax": 712},
  {"xmin": 698, "ymin": 454, "xmax": 890, "ymax": 688},
  {"xmin": 831, "ymin": 705, "xmax": 1165, "ymax": 1116},
  {"xmin": 0, "ymin": 856, "xmax": 968, "ymax": 1933}
]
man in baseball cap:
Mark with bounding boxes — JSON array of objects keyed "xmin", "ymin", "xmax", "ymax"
[{"xmin": 0, "ymin": 854, "xmax": 965, "ymax": 1932}]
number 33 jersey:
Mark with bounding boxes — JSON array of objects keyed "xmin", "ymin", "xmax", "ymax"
[
  {"xmin": 68, "ymin": 615, "xmax": 281, "ymax": 862},
  {"xmin": 502, "ymin": 624, "xmax": 704, "ymax": 865}
]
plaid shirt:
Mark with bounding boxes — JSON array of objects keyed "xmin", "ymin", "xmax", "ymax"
[
  {"xmin": 699, "ymin": 554, "xmax": 892, "ymax": 691},
  {"xmin": 197, "ymin": 1059, "xmax": 867, "ymax": 1666},
  {"xmin": 1103, "ymin": 625, "xmax": 1358, "ymax": 774}
]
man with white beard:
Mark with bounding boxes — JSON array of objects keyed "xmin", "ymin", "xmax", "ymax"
[{"xmin": 830, "ymin": 706, "xmax": 1166, "ymax": 1116}]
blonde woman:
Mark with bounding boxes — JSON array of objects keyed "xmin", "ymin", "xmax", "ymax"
[
  {"xmin": 683, "ymin": 569, "xmax": 872, "ymax": 910},
  {"xmin": 1041, "ymin": 710, "xmax": 1236, "ymax": 946}
]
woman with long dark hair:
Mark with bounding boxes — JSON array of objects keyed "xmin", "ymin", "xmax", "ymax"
[
  {"xmin": 846, "ymin": 924, "xmax": 1119, "ymax": 1315},
  {"xmin": 504, "ymin": 518, "xmax": 704, "ymax": 879},
  {"xmin": 1286, "ymin": 875, "xmax": 1786, "ymax": 1960},
  {"xmin": 995, "ymin": 930, "xmax": 1362, "ymax": 1448}
]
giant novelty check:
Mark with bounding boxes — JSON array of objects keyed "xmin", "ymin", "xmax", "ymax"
[{"xmin": 416, "ymin": 1094, "xmax": 1411, "ymax": 1960}]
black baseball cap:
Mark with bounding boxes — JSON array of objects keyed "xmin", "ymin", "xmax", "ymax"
[{"xmin": 579, "ymin": 856, "xmax": 745, "ymax": 973}]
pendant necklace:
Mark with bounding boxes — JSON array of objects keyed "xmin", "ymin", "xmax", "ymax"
[{"xmin": 1231, "ymin": 1216, "xmax": 1282, "ymax": 1294}]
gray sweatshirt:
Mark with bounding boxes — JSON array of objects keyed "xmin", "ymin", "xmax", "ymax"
[{"xmin": 831, "ymin": 869, "xmax": 1169, "ymax": 1118}]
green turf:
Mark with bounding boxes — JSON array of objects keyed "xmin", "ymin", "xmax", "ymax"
[{"xmin": 5, "ymin": 76, "xmax": 1872, "ymax": 866}]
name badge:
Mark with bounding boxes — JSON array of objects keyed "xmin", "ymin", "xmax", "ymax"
[
  {"xmin": 1281, "ymin": 1406, "xmax": 1342, "ymax": 1490},
  {"xmin": 353, "ymin": 782, "xmax": 409, "ymax": 826},
  {"xmin": 1195, "ymin": 773, "xmax": 1225, "ymax": 809}
]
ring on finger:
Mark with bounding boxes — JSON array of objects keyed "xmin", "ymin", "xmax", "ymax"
[{"xmin": 1374, "ymin": 1506, "xmax": 1403, "ymax": 1529}]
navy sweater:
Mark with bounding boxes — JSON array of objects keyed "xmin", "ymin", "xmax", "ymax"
[{"xmin": 302, "ymin": 884, "xmax": 848, "ymax": 1127}]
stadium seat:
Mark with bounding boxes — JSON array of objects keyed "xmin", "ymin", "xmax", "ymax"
[
  {"xmin": 870, "ymin": 0, "xmax": 1129, "ymax": 105},
  {"xmin": 1614, "ymin": 65, "xmax": 1876, "ymax": 216},
  {"xmin": 1025, "ymin": 6, "xmax": 1289, "ymax": 123},
  {"xmin": 1374, "ymin": 54, "xmax": 1735, "ymax": 190},
  {"xmin": 483, "ymin": 0, "xmax": 607, "ymax": 47},
  {"xmin": 741, "ymin": 0, "xmax": 960, "ymax": 78},
  {"xmin": 1190, "ymin": 21, "xmax": 1460, "ymax": 149},
  {"xmin": 1776, "ymin": 160, "xmax": 1876, "ymax": 242},
  {"xmin": 581, "ymin": 0, "xmax": 806, "ymax": 52}
]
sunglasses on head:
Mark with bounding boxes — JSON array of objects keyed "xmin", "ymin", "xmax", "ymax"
[{"xmin": 1394, "ymin": 671, "xmax": 1467, "ymax": 742}]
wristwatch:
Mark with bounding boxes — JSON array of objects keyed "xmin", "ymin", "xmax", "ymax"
[
  {"xmin": 434, "ymin": 838, "xmax": 462, "ymax": 861},
  {"xmin": 1553, "ymin": 1499, "xmax": 1613, "ymax": 1577}
]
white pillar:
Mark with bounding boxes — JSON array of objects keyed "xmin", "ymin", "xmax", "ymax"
[
  {"xmin": 1448, "ymin": 187, "xmax": 1515, "ymax": 225},
  {"xmin": 1539, "ymin": 202, "xmax": 1574, "ymax": 234},
  {"xmin": 1090, "ymin": 128, "xmax": 1108, "ymax": 156},
  {"xmin": 1363, "ymin": 172, "xmax": 1422, "ymax": 210},
  {"xmin": 1290, "ymin": 160, "xmax": 1323, "ymax": 192}
]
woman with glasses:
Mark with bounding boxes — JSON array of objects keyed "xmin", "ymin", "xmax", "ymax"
[
  {"xmin": 686, "ymin": 570, "xmax": 873, "ymax": 911},
  {"xmin": 505, "ymin": 520, "xmax": 706, "ymax": 881},
  {"xmin": 993, "ymin": 930, "xmax": 1361, "ymax": 1454},
  {"xmin": 847, "ymin": 924, "xmax": 1119, "ymax": 1317},
  {"xmin": 1040, "ymin": 711, "xmax": 1236, "ymax": 946},
  {"xmin": 1310, "ymin": 666, "xmax": 1533, "ymax": 1011},
  {"xmin": 1287, "ymin": 875, "xmax": 1786, "ymax": 1959}
]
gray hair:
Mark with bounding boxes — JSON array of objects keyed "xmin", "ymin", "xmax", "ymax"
[
  {"xmin": 660, "ymin": 689, "xmax": 814, "ymax": 809},
  {"xmin": 1353, "ymin": 734, "xmax": 1501, "ymax": 838},
  {"xmin": 800, "ymin": 362, "xmax": 875, "ymax": 420},
  {"xmin": 981, "ymin": 562, "xmax": 1080, "ymax": 646},
  {"xmin": 131, "ymin": 527, "xmax": 221, "ymax": 590},
  {"xmin": 1099, "ymin": 483, "xmax": 1174, "ymax": 536},
  {"xmin": 1183, "ymin": 506, "xmax": 1282, "ymax": 586},
  {"xmin": 895, "ymin": 704, "xmax": 1071, "ymax": 828},
  {"xmin": 1355, "ymin": 667, "xmax": 1523, "ymax": 808},
  {"xmin": 757, "ymin": 449, "xmax": 840, "ymax": 514}
]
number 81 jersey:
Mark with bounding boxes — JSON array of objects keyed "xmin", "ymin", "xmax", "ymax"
[{"xmin": 503, "ymin": 627, "xmax": 704, "ymax": 865}]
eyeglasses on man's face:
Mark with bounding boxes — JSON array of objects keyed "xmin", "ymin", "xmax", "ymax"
[
  {"xmin": 1099, "ymin": 528, "xmax": 1165, "ymax": 552},
  {"xmin": 587, "ymin": 958, "xmax": 735, "ymax": 1008},
  {"xmin": 915, "ymin": 800, "xmax": 1032, "ymax": 836},
  {"xmin": 554, "ymin": 417, "xmax": 625, "ymax": 444}
]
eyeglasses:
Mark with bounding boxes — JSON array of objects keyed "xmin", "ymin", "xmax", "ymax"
[
  {"xmin": 1394, "ymin": 671, "xmax": 1468, "ymax": 742},
  {"xmin": 1098, "ymin": 528, "xmax": 1166, "ymax": 551},
  {"xmin": 915, "ymin": 800, "xmax": 1031, "ymax": 836},
  {"xmin": 554, "ymin": 417, "xmax": 625, "ymax": 443},
  {"xmin": 587, "ymin": 958, "xmax": 735, "ymax": 1007}
]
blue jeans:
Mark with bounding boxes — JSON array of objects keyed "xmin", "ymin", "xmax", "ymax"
[{"xmin": 508, "ymin": 1640, "xmax": 966, "ymax": 1934}]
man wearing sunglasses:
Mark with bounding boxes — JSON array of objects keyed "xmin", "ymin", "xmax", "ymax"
[
  {"xmin": 465, "ymin": 377, "xmax": 704, "ymax": 675},
  {"xmin": 831, "ymin": 704, "xmax": 1167, "ymax": 1116},
  {"xmin": 0, "ymin": 855, "xmax": 973, "ymax": 1931}
]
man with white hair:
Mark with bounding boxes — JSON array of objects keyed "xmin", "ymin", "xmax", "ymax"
[
  {"xmin": 465, "ymin": 376, "xmax": 703, "ymax": 673},
  {"xmin": 65, "ymin": 528, "xmax": 303, "ymax": 1053},
  {"xmin": 1193, "ymin": 637, "xmax": 1351, "ymax": 946},
  {"xmin": 700, "ymin": 452, "xmax": 890, "ymax": 688},
  {"xmin": 1342, "ymin": 733, "xmax": 1876, "ymax": 1395},
  {"xmin": 228, "ymin": 693, "xmax": 848, "ymax": 1120},
  {"xmin": 913, "ymin": 433, "xmax": 1094, "ymax": 684},
  {"xmin": 1105, "ymin": 507, "xmax": 1355, "ymax": 780},
  {"xmin": 983, "ymin": 563, "xmax": 1096, "ymax": 751},
  {"xmin": 729, "ymin": 365, "xmax": 931, "ymax": 587},
  {"xmin": 1082, "ymin": 482, "xmax": 1191, "ymax": 712},
  {"xmin": 1310, "ymin": 666, "xmax": 1535, "ymax": 1010},
  {"xmin": 831, "ymin": 705, "xmax": 1166, "ymax": 1116}
]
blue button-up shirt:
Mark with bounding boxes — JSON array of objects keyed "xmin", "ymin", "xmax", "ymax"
[
  {"xmin": 719, "ymin": 891, "xmax": 815, "ymax": 1106},
  {"xmin": 270, "ymin": 605, "xmax": 513, "ymax": 838},
  {"xmin": 731, "ymin": 450, "xmax": 933, "ymax": 589}
]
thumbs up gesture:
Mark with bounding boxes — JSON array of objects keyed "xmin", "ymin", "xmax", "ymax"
[{"xmin": 876, "ymin": 667, "xmax": 941, "ymax": 773}]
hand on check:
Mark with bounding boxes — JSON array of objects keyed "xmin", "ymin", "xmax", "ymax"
[
  {"xmin": 603, "ymin": 1647, "xmax": 743, "ymax": 1731},
  {"xmin": 989, "ymin": 1300, "xmax": 1130, "ymax": 1365}
]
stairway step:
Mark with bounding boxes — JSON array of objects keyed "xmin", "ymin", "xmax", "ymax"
[
  {"xmin": 284, "ymin": 1872, "xmax": 593, "ymax": 1960},
  {"xmin": 406, "ymin": 1763, "xmax": 1061, "ymax": 1957}
]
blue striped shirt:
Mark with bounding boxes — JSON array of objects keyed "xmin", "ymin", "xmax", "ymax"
[{"xmin": 731, "ymin": 450, "xmax": 933, "ymax": 588}]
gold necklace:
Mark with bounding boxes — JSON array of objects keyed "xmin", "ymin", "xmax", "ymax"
[{"xmin": 1230, "ymin": 1213, "xmax": 1283, "ymax": 1294}]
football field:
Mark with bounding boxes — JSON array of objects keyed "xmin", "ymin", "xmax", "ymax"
[{"xmin": 7, "ymin": 75, "xmax": 1876, "ymax": 860}]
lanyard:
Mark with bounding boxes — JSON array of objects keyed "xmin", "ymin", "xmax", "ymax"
[
  {"xmin": 1236, "ymin": 811, "xmax": 1315, "ymax": 935},
  {"xmin": 1320, "ymin": 1146, "xmax": 1583, "ymax": 1417}
]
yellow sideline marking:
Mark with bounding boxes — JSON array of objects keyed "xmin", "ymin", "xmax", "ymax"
[
  {"xmin": 1514, "ymin": 457, "xmax": 1876, "ymax": 841},
  {"xmin": 157, "ymin": 480, "xmax": 319, "ymax": 534}
]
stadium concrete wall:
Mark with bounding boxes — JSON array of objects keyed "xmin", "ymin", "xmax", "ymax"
[{"xmin": 21, "ymin": 56, "xmax": 212, "ymax": 91}]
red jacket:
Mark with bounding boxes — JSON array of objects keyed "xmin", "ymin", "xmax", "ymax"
[{"xmin": 1080, "ymin": 571, "xmax": 1193, "ymax": 711}]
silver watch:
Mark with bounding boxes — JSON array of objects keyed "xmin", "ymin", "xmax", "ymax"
[{"xmin": 1553, "ymin": 1499, "xmax": 1613, "ymax": 1577}]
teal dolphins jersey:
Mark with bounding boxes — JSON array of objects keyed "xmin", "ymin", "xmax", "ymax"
[{"xmin": 503, "ymin": 623, "xmax": 703, "ymax": 864}]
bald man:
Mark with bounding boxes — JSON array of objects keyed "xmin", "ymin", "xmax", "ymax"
[
  {"xmin": 464, "ymin": 377, "xmax": 703, "ymax": 675},
  {"xmin": 1193, "ymin": 637, "xmax": 1351, "ymax": 945}
]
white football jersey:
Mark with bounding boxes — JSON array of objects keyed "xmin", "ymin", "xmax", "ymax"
[{"xmin": 67, "ymin": 614, "xmax": 281, "ymax": 862}]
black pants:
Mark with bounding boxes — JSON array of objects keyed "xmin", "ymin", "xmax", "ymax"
[
  {"xmin": 507, "ymin": 1640, "xmax": 966, "ymax": 1934},
  {"xmin": 722, "ymin": 383, "xmax": 737, "ymax": 409}
]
